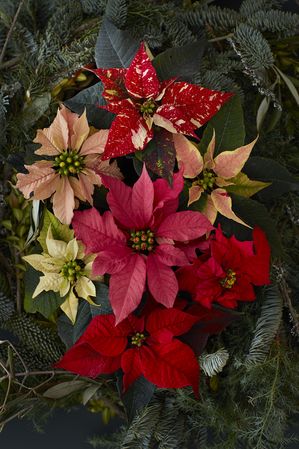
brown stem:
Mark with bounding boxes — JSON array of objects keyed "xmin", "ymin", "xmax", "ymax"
[
  {"xmin": 0, "ymin": 0, "xmax": 26, "ymax": 65},
  {"xmin": 0, "ymin": 56, "xmax": 20, "ymax": 71},
  {"xmin": 279, "ymin": 271, "xmax": 299, "ymax": 336}
]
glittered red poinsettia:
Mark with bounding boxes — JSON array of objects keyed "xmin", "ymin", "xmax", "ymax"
[
  {"xmin": 55, "ymin": 308, "xmax": 200, "ymax": 396},
  {"xmin": 72, "ymin": 165, "xmax": 212, "ymax": 323},
  {"xmin": 176, "ymin": 227, "xmax": 271, "ymax": 309},
  {"xmin": 92, "ymin": 43, "xmax": 232, "ymax": 159}
]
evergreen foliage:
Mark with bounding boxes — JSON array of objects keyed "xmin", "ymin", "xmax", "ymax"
[{"xmin": 0, "ymin": 0, "xmax": 298, "ymax": 446}]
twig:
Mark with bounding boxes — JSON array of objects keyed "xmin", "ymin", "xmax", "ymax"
[
  {"xmin": 208, "ymin": 33, "xmax": 234, "ymax": 43},
  {"xmin": 0, "ymin": 56, "xmax": 21, "ymax": 71},
  {"xmin": 0, "ymin": 0, "xmax": 26, "ymax": 65},
  {"xmin": 279, "ymin": 274, "xmax": 299, "ymax": 337}
]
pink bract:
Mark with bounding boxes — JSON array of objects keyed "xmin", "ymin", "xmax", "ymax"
[{"xmin": 72, "ymin": 165, "xmax": 212, "ymax": 323}]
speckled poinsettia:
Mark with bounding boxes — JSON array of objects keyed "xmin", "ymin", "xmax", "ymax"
[
  {"xmin": 55, "ymin": 307, "xmax": 200, "ymax": 396},
  {"xmin": 175, "ymin": 130, "xmax": 259, "ymax": 226},
  {"xmin": 16, "ymin": 106, "xmax": 122, "ymax": 224},
  {"xmin": 92, "ymin": 43, "xmax": 232, "ymax": 160},
  {"xmin": 72, "ymin": 165, "xmax": 212, "ymax": 324},
  {"xmin": 176, "ymin": 227, "xmax": 271, "ymax": 309},
  {"xmin": 23, "ymin": 226, "xmax": 99, "ymax": 324}
]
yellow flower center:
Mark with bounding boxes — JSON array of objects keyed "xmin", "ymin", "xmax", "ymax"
[
  {"xmin": 129, "ymin": 229, "xmax": 155, "ymax": 252},
  {"xmin": 131, "ymin": 332, "xmax": 146, "ymax": 347},
  {"xmin": 54, "ymin": 150, "xmax": 85, "ymax": 176},
  {"xmin": 220, "ymin": 269, "xmax": 237, "ymax": 289},
  {"xmin": 140, "ymin": 99, "xmax": 157, "ymax": 116},
  {"xmin": 61, "ymin": 259, "xmax": 84, "ymax": 283},
  {"xmin": 192, "ymin": 170, "xmax": 216, "ymax": 192}
]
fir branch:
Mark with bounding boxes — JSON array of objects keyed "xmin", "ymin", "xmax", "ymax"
[
  {"xmin": 105, "ymin": 0, "xmax": 127, "ymax": 28},
  {"xmin": 239, "ymin": 0, "xmax": 284, "ymax": 17},
  {"xmin": 247, "ymin": 10, "xmax": 299, "ymax": 38},
  {"xmin": 232, "ymin": 23, "xmax": 274, "ymax": 71},
  {"xmin": 245, "ymin": 285, "xmax": 283, "ymax": 365},
  {"xmin": 199, "ymin": 348, "xmax": 229, "ymax": 377}
]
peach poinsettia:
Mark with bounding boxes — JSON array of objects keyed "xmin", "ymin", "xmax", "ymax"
[
  {"xmin": 175, "ymin": 131, "xmax": 259, "ymax": 226},
  {"xmin": 16, "ymin": 106, "xmax": 122, "ymax": 224}
]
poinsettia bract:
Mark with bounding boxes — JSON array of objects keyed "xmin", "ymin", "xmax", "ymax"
[
  {"xmin": 16, "ymin": 106, "xmax": 122, "ymax": 224},
  {"xmin": 177, "ymin": 227, "xmax": 271, "ymax": 309},
  {"xmin": 92, "ymin": 43, "xmax": 232, "ymax": 159},
  {"xmin": 72, "ymin": 165, "xmax": 212, "ymax": 323},
  {"xmin": 55, "ymin": 307, "xmax": 200, "ymax": 396}
]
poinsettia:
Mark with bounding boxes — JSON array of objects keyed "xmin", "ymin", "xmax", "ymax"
[
  {"xmin": 175, "ymin": 130, "xmax": 262, "ymax": 226},
  {"xmin": 16, "ymin": 106, "xmax": 122, "ymax": 224},
  {"xmin": 176, "ymin": 227, "xmax": 271, "ymax": 309},
  {"xmin": 55, "ymin": 307, "xmax": 200, "ymax": 396},
  {"xmin": 92, "ymin": 43, "xmax": 232, "ymax": 159},
  {"xmin": 23, "ymin": 226, "xmax": 99, "ymax": 323},
  {"xmin": 72, "ymin": 165, "xmax": 212, "ymax": 323}
]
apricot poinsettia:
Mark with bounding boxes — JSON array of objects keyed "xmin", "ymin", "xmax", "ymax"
[
  {"xmin": 16, "ymin": 106, "xmax": 122, "ymax": 224},
  {"xmin": 72, "ymin": 165, "xmax": 212, "ymax": 324},
  {"xmin": 55, "ymin": 307, "xmax": 200, "ymax": 396},
  {"xmin": 92, "ymin": 43, "xmax": 232, "ymax": 159},
  {"xmin": 177, "ymin": 227, "xmax": 271, "ymax": 309},
  {"xmin": 176, "ymin": 130, "xmax": 260, "ymax": 226}
]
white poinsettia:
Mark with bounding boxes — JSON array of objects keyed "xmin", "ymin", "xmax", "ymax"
[{"xmin": 23, "ymin": 226, "xmax": 99, "ymax": 324}]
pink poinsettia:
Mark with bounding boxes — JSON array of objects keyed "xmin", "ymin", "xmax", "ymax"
[
  {"xmin": 16, "ymin": 106, "xmax": 122, "ymax": 224},
  {"xmin": 92, "ymin": 43, "xmax": 232, "ymax": 159},
  {"xmin": 55, "ymin": 307, "xmax": 200, "ymax": 396},
  {"xmin": 177, "ymin": 227, "xmax": 271, "ymax": 309},
  {"xmin": 175, "ymin": 130, "xmax": 259, "ymax": 226},
  {"xmin": 72, "ymin": 165, "xmax": 212, "ymax": 323}
]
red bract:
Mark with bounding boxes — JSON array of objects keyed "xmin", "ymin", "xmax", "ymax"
[
  {"xmin": 72, "ymin": 165, "xmax": 212, "ymax": 324},
  {"xmin": 92, "ymin": 43, "xmax": 232, "ymax": 159},
  {"xmin": 177, "ymin": 227, "xmax": 271, "ymax": 309},
  {"xmin": 55, "ymin": 307, "xmax": 200, "ymax": 396}
]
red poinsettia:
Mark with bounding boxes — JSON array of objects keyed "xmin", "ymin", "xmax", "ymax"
[
  {"xmin": 55, "ymin": 307, "xmax": 200, "ymax": 396},
  {"xmin": 72, "ymin": 165, "xmax": 212, "ymax": 323},
  {"xmin": 92, "ymin": 43, "xmax": 232, "ymax": 159},
  {"xmin": 176, "ymin": 227, "xmax": 271, "ymax": 309}
]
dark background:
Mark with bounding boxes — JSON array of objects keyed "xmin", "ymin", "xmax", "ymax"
[{"xmin": 1, "ymin": 0, "xmax": 298, "ymax": 448}]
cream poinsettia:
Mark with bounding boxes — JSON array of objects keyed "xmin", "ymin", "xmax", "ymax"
[
  {"xmin": 16, "ymin": 105, "xmax": 122, "ymax": 224},
  {"xmin": 23, "ymin": 226, "xmax": 99, "ymax": 324},
  {"xmin": 175, "ymin": 131, "xmax": 261, "ymax": 226}
]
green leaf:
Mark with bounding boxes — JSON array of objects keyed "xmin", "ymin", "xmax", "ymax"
[
  {"xmin": 135, "ymin": 129, "xmax": 176, "ymax": 183},
  {"xmin": 82, "ymin": 385, "xmax": 100, "ymax": 406},
  {"xmin": 225, "ymin": 172, "xmax": 271, "ymax": 197},
  {"xmin": 24, "ymin": 266, "xmax": 64, "ymax": 319},
  {"xmin": 64, "ymin": 83, "xmax": 114, "ymax": 129},
  {"xmin": 256, "ymin": 96, "xmax": 270, "ymax": 132},
  {"xmin": 43, "ymin": 380, "xmax": 87, "ymax": 399},
  {"xmin": 38, "ymin": 209, "xmax": 74, "ymax": 251},
  {"xmin": 95, "ymin": 17, "xmax": 139, "ymax": 69},
  {"xmin": 230, "ymin": 194, "xmax": 282, "ymax": 257},
  {"xmin": 243, "ymin": 156, "xmax": 299, "ymax": 201},
  {"xmin": 57, "ymin": 314, "xmax": 74, "ymax": 349},
  {"xmin": 199, "ymin": 96, "xmax": 245, "ymax": 156},
  {"xmin": 21, "ymin": 93, "xmax": 51, "ymax": 130},
  {"xmin": 91, "ymin": 282, "xmax": 112, "ymax": 316},
  {"xmin": 73, "ymin": 301, "xmax": 92, "ymax": 343},
  {"xmin": 153, "ymin": 41, "xmax": 206, "ymax": 82},
  {"xmin": 274, "ymin": 65, "xmax": 299, "ymax": 106},
  {"xmin": 122, "ymin": 376, "xmax": 156, "ymax": 423}
]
